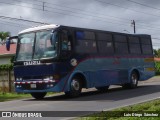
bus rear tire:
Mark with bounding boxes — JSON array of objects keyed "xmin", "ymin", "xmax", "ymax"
[
  {"xmin": 65, "ymin": 77, "xmax": 82, "ymax": 97},
  {"xmin": 122, "ymin": 71, "xmax": 138, "ymax": 89},
  {"xmin": 31, "ymin": 92, "xmax": 47, "ymax": 100},
  {"xmin": 96, "ymin": 86, "xmax": 109, "ymax": 92}
]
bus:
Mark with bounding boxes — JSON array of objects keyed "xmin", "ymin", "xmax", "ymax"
[{"xmin": 6, "ymin": 24, "xmax": 155, "ymax": 99}]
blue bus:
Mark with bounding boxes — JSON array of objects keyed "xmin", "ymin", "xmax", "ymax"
[{"xmin": 6, "ymin": 24, "xmax": 155, "ymax": 99}]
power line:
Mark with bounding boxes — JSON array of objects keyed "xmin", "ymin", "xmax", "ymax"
[
  {"xmin": 2, "ymin": 0, "xmax": 160, "ymax": 32},
  {"xmin": 126, "ymin": 0, "xmax": 160, "ymax": 11},
  {"xmin": 34, "ymin": 0, "xmax": 160, "ymax": 29},
  {"xmin": 11, "ymin": 0, "xmax": 43, "ymax": 7},
  {"xmin": 0, "ymin": 16, "xmax": 35, "ymax": 26},
  {"xmin": 152, "ymin": 38, "xmax": 160, "ymax": 40},
  {"xmin": 2, "ymin": 0, "xmax": 160, "ymax": 34},
  {"xmin": 28, "ymin": 0, "xmax": 129, "ymax": 21},
  {"xmin": 137, "ymin": 26, "xmax": 160, "ymax": 32},
  {"xmin": 0, "ymin": 1, "xmax": 131, "ymax": 27},
  {"xmin": 95, "ymin": 0, "xmax": 160, "ymax": 18},
  {"xmin": 0, "ymin": 1, "xmax": 43, "ymax": 13},
  {"xmin": 28, "ymin": 0, "xmax": 160, "ymax": 27},
  {"xmin": 11, "ymin": 0, "xmax": 160, "ymax": 29},
  {"xmin": 137, "ymin": 23, "xmax": 160, "ymax": 30},
  {"xmin": 0, "ymin": 18, "xmax": 33, "ymax": 27},
  {"xmin": 0, "ymin": 15, "xmax": 48, "ymax": 24},
  {"xmin": 0, "ymin": 21, "xmax": 27, "ymax": 29},
  {"xmin": 5, "ymin": 0, "xmax": 128, "ymax": 24}
]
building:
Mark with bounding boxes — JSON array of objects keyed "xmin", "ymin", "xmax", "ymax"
[
  {"xmin": 154, "ymin": 57, "xmax": 160, "ymax": 62},
  {"xmin": 0, "ymin": 44, "xmax": 16, "ymax": 65}
]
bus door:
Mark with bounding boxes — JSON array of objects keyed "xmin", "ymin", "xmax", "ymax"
[{"xmin": 60, "ymin": 29, "xmax": 72, "ymax": 59}]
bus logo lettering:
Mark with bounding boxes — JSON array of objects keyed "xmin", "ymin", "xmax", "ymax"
[{"xmin": 24, "ymin": 61, "xmax": 41, "ymax": 66}]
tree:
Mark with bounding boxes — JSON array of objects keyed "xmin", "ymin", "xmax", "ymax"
[
  {"xmin": 0, "ymin": 32, "xmax": 11, "ymax": 45},
  {"xmin": 154, "ymin": 49, "xmax": 160, "ymax": 57}
]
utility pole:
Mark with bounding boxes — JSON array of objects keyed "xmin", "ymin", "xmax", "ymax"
[
  {"xmin": 43, "ymin": 2, "xmax": 45, "ymax": 11},
  {"xmin": 131, "ymin": 20, "xmax": 136, "ymax": 34}
]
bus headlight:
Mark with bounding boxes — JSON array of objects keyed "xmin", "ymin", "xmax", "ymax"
[
  {"xmin": 47, "ymin": 84, "xmax": 54, "ymax": 88},
  {"xmin": 49, "ymin": 76, "xmax": 53, "ymax": 80},
  {"xmin": 43, "ymin": 76, "xmax": 53, "ymax": 81},
  {"xmin": 16, "ymin": 85, "xmax": 22, "ymax": 88},
  {"xmin": 43, "ymin": 74, "xmax": 60, "ymax": 81},
  {"xmin": 16, "ymin": 77, "xmax": 23, "ymax": 81}
]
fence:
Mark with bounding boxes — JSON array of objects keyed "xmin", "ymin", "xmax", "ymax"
[{"xmin": 0, "ymin": 70, "xmax": 15, "ymax": 93}]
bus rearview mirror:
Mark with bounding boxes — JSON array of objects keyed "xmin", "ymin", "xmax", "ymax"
[
  {"xmin": 6, "ymin": 36, "xmax": 18, "ymax": 51},
  {"xmin": 6, "ymin": 39, "xmax": 10, "ymax": 51}
]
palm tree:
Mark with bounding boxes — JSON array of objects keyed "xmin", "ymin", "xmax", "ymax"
[
  {"xmin": 154, "ymin": 49, "xmax": 160, "ymax": 58},
  {"xmin": 0, "ymin": 32, "xmax": 10, "ymax": 45}
]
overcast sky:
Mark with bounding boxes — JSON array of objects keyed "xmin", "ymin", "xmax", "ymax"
[{"xmin": 0, "ymin": 0, "xmax": 160, "ymax": 48}]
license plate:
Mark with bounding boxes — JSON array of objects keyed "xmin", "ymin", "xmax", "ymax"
[{"xmin": 30, "ymin": 84, "xmax": 36, "ymax": 88}]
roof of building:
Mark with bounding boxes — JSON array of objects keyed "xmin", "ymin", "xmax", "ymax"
[
  {"xmin": 154, "ymin": 57, "xmax": 160, "ymax": 61},
  {"xmin": 0, "ymin": 44, "xmax": 16, "ymax": 56}
]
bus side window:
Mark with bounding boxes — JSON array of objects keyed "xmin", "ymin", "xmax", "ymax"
[
  {"xmin": 128, "ymin": 36, "xmax": 141, "ymax": 54},
  {"xmin": 75, "ymin": 31, "xmax": 97, "ymax": 54},
  {"xmin": 141, "ymin": 37, "xmax": 152, "ymax": 54},
  {"xmin": 97, "ymin": 32, "xmax": 114, "ymax": 55},
  {"xmin": 114, "ymin": 34, "xmax": 128, "ymax": 54}
]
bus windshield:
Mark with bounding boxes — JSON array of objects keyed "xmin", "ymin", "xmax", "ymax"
[{"xmin": 16, "ymin": 30, "xmax": 58, "ymax": 61}]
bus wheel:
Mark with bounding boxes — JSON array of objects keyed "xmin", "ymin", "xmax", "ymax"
[
  {"xmin": 65, "ymin": 77, "xmax": 82, "ymax": 97},
  {"xmin": 96, "ymin": 86, "xmax": 109, "ymax": 92},
  {"xmin": 122, "ymin": 71, "xmax": 138, "ymax": 89},
  {"xmin": 31, "ymin": 92, "xmax": 47, "ymax": 100}
]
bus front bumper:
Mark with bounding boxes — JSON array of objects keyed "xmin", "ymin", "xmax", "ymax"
[{"xmin": 14, "ymin": 80, "xmax": 62, "ymax": 93}]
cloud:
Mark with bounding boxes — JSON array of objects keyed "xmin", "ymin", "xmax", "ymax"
[{"xmin": 0, "ymin": 0, "xmax": 160, "ymax": 48}]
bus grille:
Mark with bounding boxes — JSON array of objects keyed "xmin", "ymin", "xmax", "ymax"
[
  {"xmin": 22, "ymin": 84, "xmax": 46, "ymax": 90},
  {"xmin": 22, "ymin": 76, "xmax": 43, "ymax": 80}
]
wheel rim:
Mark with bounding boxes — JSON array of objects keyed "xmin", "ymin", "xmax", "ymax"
[
  {"xmin": 71, "ymin": 79, "xmax": 80, "ymax": 91},
  {"xmin": 131, "ymin": 74, "xmax": 137, "ymax": 85}
]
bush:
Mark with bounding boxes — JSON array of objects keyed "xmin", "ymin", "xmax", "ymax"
[
  {"xmin": 0, "ymin": 64, "xmax": 13, "ymax": 71},
  {"xmin": 155, "ymin": 62, "xmax": 160, "ymax": 75}
]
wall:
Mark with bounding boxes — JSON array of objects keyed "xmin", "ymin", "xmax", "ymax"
[
  {"xmin": 0, "ymin": 54, "xmax": 14, "ymax": 65},
  {"xmin": 0, "ymin": 57, "xmax": 10, "ymax": 65},
  {"xmin": 0, "ymin": 70, "xmax": 15, "ymax": 93}
]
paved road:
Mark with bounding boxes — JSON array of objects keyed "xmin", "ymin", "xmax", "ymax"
[{"xmin": 0, "ymin": 77, "xmax": 160, "ymax": 120}]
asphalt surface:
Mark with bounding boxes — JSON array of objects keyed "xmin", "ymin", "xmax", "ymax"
[{"xmin": 0, "ymin": 77, "xmax": 160, "ymax": 120}]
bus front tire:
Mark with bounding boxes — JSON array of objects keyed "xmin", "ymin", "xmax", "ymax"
[
  {"xmin": 65, "ymin": 77, "xmax": 82, "ymax": 97},
  {"xmin": 122, "ymin": 71, "xmax": 138, "ymax": 89},
  {"xmin": 31, "ymin": 92, "xmax": 47, "ymax": 100}
]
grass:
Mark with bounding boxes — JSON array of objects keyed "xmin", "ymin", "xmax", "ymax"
[
  {"xmin": 0, "ymin": 92, "xmax": 56, "ymax": 102},
  {"xmin": 79, "ymin": 99, "xmax": 160, "ymax": 120},
  {"xmin": 0, "ymin": 92, "xmax": 31, "ymax": 102}
]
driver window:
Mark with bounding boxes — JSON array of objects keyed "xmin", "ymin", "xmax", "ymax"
[{"xmin": 61, "ymin": 30, "xmax": 71, "ymax": 51}]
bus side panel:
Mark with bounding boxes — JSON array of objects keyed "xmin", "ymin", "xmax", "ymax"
[
  {"xmin": 74, "ymin": 57, "xmax": 129, "ymax": 87},
  {"xmin": 97, "ymin": 70, "xmax": 119, "ymax": 86},
  {"xmin": 129, "ymin": 57, "xmax": 155, "ymax": 81},
  {"xmin": 64, "ymin": 56, "xmax": 155, "ymax": 91},
  {"xmin": 89, "ymin": 70, "xmax": 128, "ymax": 87}
]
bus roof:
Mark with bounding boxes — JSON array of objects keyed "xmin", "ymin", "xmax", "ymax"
[
  {"xmin": 18, "ymin": 24, "xmax": 60, "ymax": 34},
  {"xmin": 18, "ymin": 24, "xmax": 151, "ymax": 37}
]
